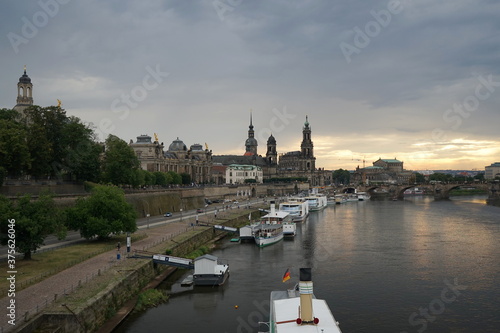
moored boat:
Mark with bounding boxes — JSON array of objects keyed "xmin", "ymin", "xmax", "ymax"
[
  {"xmin": 279, "ymin": 198, "xmax": 309, "ymax": 222},
  {"xmin": 304, "ymin": 194, "xmax": 328, "ymax": 211},
  {"xmin": 255, "ymin": 201, "xmax": 286, "ymax": 247}
]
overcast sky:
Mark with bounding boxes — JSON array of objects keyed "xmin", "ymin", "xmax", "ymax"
[{"xmin": 1, "ymin": 0, "xmax": 499, "ymax": 171}]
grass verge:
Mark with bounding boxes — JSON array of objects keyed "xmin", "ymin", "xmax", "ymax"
[{"xmin": 0, "ymin": 233, "xmax": 146, "ymax": 294}]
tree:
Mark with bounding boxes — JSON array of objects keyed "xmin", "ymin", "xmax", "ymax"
[
  {"xmin": 153, "ymin": 171, "xmax": 167, "ymax": 186},
  {"xmin": 414, "ymin": 172, "xmax": 426, "ymax": 184},
  {"xmin": 0, "ymin": 119, "xmax": 31, "ymax": 177},
  {"xmin": 332, "ymin": 169, "xmax": 351, "ymax": 185},
  {"xmin": 66, "ymin": 185, "xmax": 137, "ymax": 239},
  {"xmin": 101, "ymin": 135, "xmax": 141, "ymax": 186},
  {"xmin": 168, "ymin": 171, "xmax": 182, "ymax": 185},
  {"xmin": 181, "ymin": 172, "xmax": 191, "ymax": 185},
  {"xmin": 0, "ymin": 193, "xmax": 66, "ymax": 260}
]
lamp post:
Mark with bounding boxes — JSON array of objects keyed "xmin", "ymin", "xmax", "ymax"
[{"xmin": 143, "ymin": 200, "xmax": 150, "ymax": 229}]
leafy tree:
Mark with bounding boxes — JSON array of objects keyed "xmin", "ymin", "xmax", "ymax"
[
  {"xmin": 180, "ymin": 172, "xmax": 191, "ymax": 185},
  {"xmin": 168, "ymin": 171, "xmax": 182, "ymax": 185},
  {"xmin": 414, "ymin": 172, "xmax": 426, "ymax": 184},
  {"xmin": 153, "ymin": 171, "xmax": 167, "ymax": 186},
  {"xmin": 0, "ymin": 193, "xmax": 66, "ymax": 260},
  {"xmin": 0, "ymin": 167, "xmax": 5, "ymax": 186},
  {"xmin": 143, "ymin": 170, "xmax": 156, "ymax": 186},
  {"xmin": 474, "ymin": 173, "xmax": 485, "ymax": 181},
  {"xmin": 332, "ymin": 169, "xmax": 351, "ymax": 185},
  {"xmin": 101, "ymin": 135, "xmax": 141, "ymax": 186},
  {"xmin": 429, "ymin": 173, "xmax": 454, "ymax": 183},
  {"xmin": 66, "ymin": 185, "xmax": 137, "ymax": 239},
  {"xmin": 0, "ymin": 119, "xmax": 31, "ymax": 177}
]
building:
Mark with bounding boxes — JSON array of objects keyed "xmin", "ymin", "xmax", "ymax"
[
  {"xmin": 352, "ymin": 158, "xmax": 412, "ymax": 185},
  {"xmin": 225, "ymin": 164, "xmax": 263, "ymax": 184},
  {"xmin": 213, "ymin": 114, "xmax": 330, "ymax": 186},
  {"xmin": 13, "ymin": 66, "xmax": 34, "ymax": 114},
  {"xmin": 485, "ymin": 162, "xmax": 500, "ymax": 180},
  {"xmin": 130, "ymin": 134, "xmax": 213, "ymax": 184}
]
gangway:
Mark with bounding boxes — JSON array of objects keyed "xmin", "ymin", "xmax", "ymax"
[
  {"xmin": 131, "ymin": 250, "xmax": 194, "ymax": 269},
  {"xmin": 213, "ymin": 225, "xmax": 238, "ymax": 233}
]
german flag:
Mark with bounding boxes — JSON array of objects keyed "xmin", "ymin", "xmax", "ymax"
[{"xmin": 282, "ymin": 268, "xmax": 291, "ymax": 283}]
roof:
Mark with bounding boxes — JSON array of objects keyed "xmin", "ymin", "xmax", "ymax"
[
  {"xmin": 227, "ymin": 164, "xmax": 262, "ymax": 171},
  {"xmin": 379, "ymin": 159, "xmax": 402, "ymax": 163},
  {"xmin": 212, "ymin": 155, "xmax": 270, "ymax": 166},
  {"xmin": 194, "ymin": 254, "xmax": 218, "ymax": 262},
  {"xmin": 262, "ymin": 211, "xmax": 290, "ymax": 219}
]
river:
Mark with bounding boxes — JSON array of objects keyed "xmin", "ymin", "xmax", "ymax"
[{"xmin": 115, "ymin": 195, "xmax": 500, "ymax": 333}]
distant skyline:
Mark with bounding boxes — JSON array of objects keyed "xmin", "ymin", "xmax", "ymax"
[{"xmin": 1, "ymin": 1, "xmax": 499, "ymax": 171}]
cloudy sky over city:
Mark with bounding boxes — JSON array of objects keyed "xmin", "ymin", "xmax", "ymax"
[{"xmin": 1, "ymin": 0, "xmax": 499, "ymax": 171}]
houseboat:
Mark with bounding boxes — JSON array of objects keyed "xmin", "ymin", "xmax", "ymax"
[{"xmin": 192, "ymin": 254, "xmax": 229, "ymax": 286}]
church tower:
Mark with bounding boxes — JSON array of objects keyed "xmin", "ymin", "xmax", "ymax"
[
  {"xmin": 300, "ymin": 115, "xmax": 316, "ymax": 170},
  {"xmin": 244, "ymin": 112, "xmax": 258, "ymax": 156},
  {"xmin": 14, "ymin": 66, "xmax": 34, "ymax": 113},
  {"xmin": 266, "ymin": 134, "xmax": 277, "ymax": 165}
]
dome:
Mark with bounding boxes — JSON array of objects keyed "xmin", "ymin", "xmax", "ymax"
[
  {"xmin": 168, "ymin": 137, "xmax": 187, "ymax": 151},
  {"xmin": 267, "ymin": 134, "xmax": 276, "ymax": 145},
  {"xmin": 190, "ymin": 143, "xmax": 203, "ymax": 151},
  {"xmin": 245, "ymin": 137, "xmax": 258, "ymax": 146},
  {"xmin": 19, "ymin": 69, "xmax": 32, "ymax": 84}
]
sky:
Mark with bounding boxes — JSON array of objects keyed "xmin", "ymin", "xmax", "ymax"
[{"xmin": 1, "ymin": 0, "xmax": 499, "ymax": 171}]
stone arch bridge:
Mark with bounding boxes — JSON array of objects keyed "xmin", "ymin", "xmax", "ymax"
[{"xmin": 341, "ymin": 183, "xmax": 492, "ymax": 200}]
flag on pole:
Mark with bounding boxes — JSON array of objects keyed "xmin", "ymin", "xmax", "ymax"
[{"xmin": 282, "ymin": 268, "xmax": 291, "ymax": 282}]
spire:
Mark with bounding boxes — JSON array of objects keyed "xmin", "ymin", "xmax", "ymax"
[{"xmin": 249, "ymin": 109, "xmax": 254, "ymax": 130}]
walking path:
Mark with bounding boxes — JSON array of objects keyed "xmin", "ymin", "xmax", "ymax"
[{"xmin": 0, "ymin": 213, "xmax": 217, "ymax": 333}]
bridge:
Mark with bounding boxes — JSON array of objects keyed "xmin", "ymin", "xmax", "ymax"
[{"xmin": 338, "ymin": 183, "xmax": 493, "ymax": 200}]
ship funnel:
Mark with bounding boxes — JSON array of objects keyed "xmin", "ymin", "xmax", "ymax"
[
  {"xmin": 270, "ymin": 200, "xmax": 276, "ymax": 216},
  {"xmin": 298, "ymin": 268, "xmax": 314, "ymax": 324}
]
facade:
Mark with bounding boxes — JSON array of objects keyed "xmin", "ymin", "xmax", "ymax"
[
  {"xmin": 352, "ymin": 158, "xmax": 412, "ymax": 185},
  {"xmin": 213, "ymin": 115, "xmax": 330, "ymax": 186},
  {"xmin": 485, "ymin": 162, "xmax": 500, "ymax": 179},
  {"xmin": 225, "ymin": 164, "xmax": 263, "ymax": 184},
  {"xmin": 130, "ymin": 135, "xmax": 213, "ymax": 184},
  {"xmin": 13, "ymin": 66, "xmax": 34, "ymax": 114}
]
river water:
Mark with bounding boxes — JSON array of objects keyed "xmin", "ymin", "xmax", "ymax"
[{"xmin": 115, "ymin": 196, "xmax": 500, "ymax": 333}]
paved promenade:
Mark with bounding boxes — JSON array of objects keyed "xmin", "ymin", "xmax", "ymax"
[{"xmin": 0, "ymin": 215, "xmax": 204, "ymax": 333}]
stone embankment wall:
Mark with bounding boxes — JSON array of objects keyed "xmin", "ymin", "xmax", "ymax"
[{"xmin": 16, "ymin": 210, "xmax": 258, "ymax": 333}]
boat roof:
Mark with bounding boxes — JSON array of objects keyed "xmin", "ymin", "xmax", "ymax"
[
  {"xmin": 272, "ymin": 297, "xmax": 342, "ymax": 333},
  {"xmin": 194, "ymin": 254, "xmax": 218, "ymax": 262},
  {"xmin": 262, "ymin": 211, "xmax": 290, "ymax": 219}
]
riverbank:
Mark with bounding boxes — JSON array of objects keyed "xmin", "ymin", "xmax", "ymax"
[{"xmin": 10, "ymin": 207, "xmax": 263, "ymax": 333}]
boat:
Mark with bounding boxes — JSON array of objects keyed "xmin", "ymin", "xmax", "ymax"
[
  {"xmin": 345, "ymin": 193, "xmax": 358, "ymax": 202},
  {"xmin": 192, "ymin": 254, "xmax": 229, "ymax": 286},
  {"xmin": 334, "ymin": 194, "xmax": 347, "ymax": 204},
  {"xmin": 279, "ymin": 198, "xmax": 309, "ymax": 222},
  {"xmin": 356, "ymin": 192, "xmax": 370, "ymax": 201},
  {"xmin": 304, "ymin": 194, "xmax": 328, "ymax": 211},
  {"xmin": 239, "ymin": 224, "xmax": 258, "ymax": 242},
  {"xmin": 265, "ymin": 268, "xmax": 343, "ymax": 333},
  {"xmin": 263, "ymin": 202, "xmax": 296, "ymax": 238},
  {"xmin": 254, "ymin": 201, "xmax": 285, "ymax": 247},
  {"xmin": 180, "ymin": 274, "xmax": 194, "ymax": 286}
]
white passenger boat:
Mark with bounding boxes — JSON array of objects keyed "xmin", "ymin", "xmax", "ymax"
[
  {"xmin": 265, "ymin": 268, "xmax": 343, "ymax": 333},
  {"xmin": 279, "ymin": 198, "xmax": 309, "ymax": 222},
  {"xmin": 254, "ymin": 201, "xmax": 286, "ymax": 247},
  {"xmin": 334, "ymin": 194, "xmax": 347, "ymax": 204},
  {"xmin": 304, "ymin": 194, "xmax": 328, "ymax": 211}
]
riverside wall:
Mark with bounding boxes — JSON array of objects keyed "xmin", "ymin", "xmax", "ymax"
[{"xmin": 15, "ymin": 210, "xmax": 260, "ymax": 333}]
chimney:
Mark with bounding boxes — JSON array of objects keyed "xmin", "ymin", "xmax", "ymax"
[
  {"xmin": 270, "ymin": 200, "xmax": 276, "ymax": 216},
  {"xmin": 298, "ymin": 268, "xmax": 314, "ymax": 324}
]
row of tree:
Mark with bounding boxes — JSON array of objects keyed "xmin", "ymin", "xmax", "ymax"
[
  {"xmin": 0, "ymin": 185, "xmax": 137, "ymax": 259},
  {"xmin": 0, "ymin": 106, "xmax": 192, "ymax": 187}
]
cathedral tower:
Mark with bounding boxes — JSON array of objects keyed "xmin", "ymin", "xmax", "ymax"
[
  {"xmin": 266, "ymin": 134, "xmax": 277, "ymax": 165},
  {"xmin": 14, "ymin": 66, "xmax": 34, "ymax": 113},
  {"xmin": 300, "ymin": 115, "xmax": 316, "ymax": 170},
  {"xmin": 244, "ymin": 112, "xmax": 258, "ymax": 156}
]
